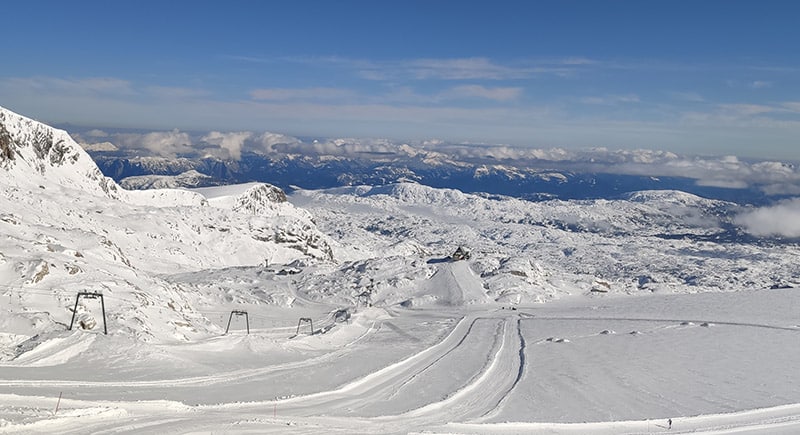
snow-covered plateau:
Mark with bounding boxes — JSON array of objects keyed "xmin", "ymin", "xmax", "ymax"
[{"xmin": 1, "ymin": 105, "xmax": 800, "ymax": 434}]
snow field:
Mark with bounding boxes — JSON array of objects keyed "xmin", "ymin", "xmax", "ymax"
[
  {"xmin": 2, "ymin": 290, "xmax": 799, "ymax": 434},
  {"xmin": 2, "ymin": 106, "xmax": 800, "ymax": 433}
]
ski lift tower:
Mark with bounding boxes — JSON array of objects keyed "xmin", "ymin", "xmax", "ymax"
[
  {"xmin": 225, "ymin": 310, "xmax": 250, "ymax": 334},
  {"xmin": 68, "ymin": 291, "xmax": 107, "ymax": 335}
]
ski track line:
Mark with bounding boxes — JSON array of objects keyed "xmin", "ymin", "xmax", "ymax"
[
  {"xmin": 470, "ymin": 315, "xmax": 527, "ymax": 422},
  {"xmin": 255, "ymin": 313, "xmax": 523, "ymax": 430},
  {"xmin": 383, "ymin": 318, "xmax": 505, "ymax": 406},
  {"xmin": 300, "ymin": 317, "xmax": 507, "ymax": 419},
  {"xmin": 383, "ymin": 317, "xmax": 498, "ymax": 401},
  {"xmin": 82, "ymin": 417, "xmax": 190, "ymax": 435},
  {"xmin": 207, "ymin": 313, "xmax": 519, "ymax": 430},
  {"xmin": 520, "ymin": 314, "xmax": 800, "ymax": 332},
  {"xmin": 394, "ymin": 316, "xmax": 518, "ymax": 422},
  {"xmin": 175, "ymin": 314, "xmax": 473, "ymax": 415},
  {"xmin": 0, "ymin": 319, "xmax": 382, "ymax": 389}
]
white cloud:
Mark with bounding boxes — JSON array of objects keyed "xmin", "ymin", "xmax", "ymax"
[
  {"xmin": 760, "ymin": 184, "xmax": 800, "ymax": 196},
  {"xmin": 680, "ymin": 101, "xmax": 800, "ymax": 128},
  {"xmin": 357, "ymin": 69, "xmax": 390, "ymax": 81},
  {"xmin": 226, "ymin": 55, "xmax": 594, "ymax": 82},
  {"xmin": 250, "ymin": 132, "xmax": 301, "ymax": 154},
  {"xmin": 670, "ymin": 91, "xmax": 705, "ymax": 103},
  {"xmin": 782, "ymin": 102, "xmax": 800, "ymax": 113},
  {"xmin": 718, "ymin": 104, "xmax": 775, "ymax": 116},
  {"xmin": 249, "ymin": 87, "xmax": 355, "ymax": 101},
  {"xmin": 201, "ymin": 131, "xmax": 252, "ymax": 160},
  {"xmin": 90, "ymin": 129, "xmax": 301, "ymax": 160},
  {"xmin": 113, "ymin": 130, "xmax": 193, "ymax": 158},
  {"xmin": 580, "ymin": 94, "xmax": 640, "ymax": 105},
  {"xmin": 5, "ymin": 71, "xmax": 800, "ymax": 162},
  {"xmin": 560, "ymin": 57, "xmax": 596, "ymax": 65},
  {"xmin": 146, "ymin": 86, "xmax": 210, "ymax": 99},
  {"xmin": 735, "ymin": 199, "xmax": 800, "ymax": 237},
  {"xmin": 81, "ymin": 141, "xmax": 118, "ymax": 152},
  {"xmin": 750, "ymin": 80, "xmax": 772, "ymax": 89},
  {"xmin": 353, "ymin": 56, "xmax": 594, "ymax": 82},
  {"xmin": 441, "ymin": 85, "xmax": 523, "ymax": 102},
  {"xmin": 408, "ymin": 57, "xmax": 532, "ymax": 80},
  {"xmin": 2, "ymin": 76, "xmax": 134, "ymax": 96},
  {"xmin": 695, "ymin": 178, "xmax": 749, "ymax": 189},
  {"xmin": 272, "ymin": 137, "xmax": 400, "ymax": 157},
  {"xmin": 86, "ymin": 129, "xmax": 109, "ymax": 137}
]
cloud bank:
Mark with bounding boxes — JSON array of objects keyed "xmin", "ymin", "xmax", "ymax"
[
  {"xmin": 735, "ymin": 199, "xmax": 800, "ymax": 238},
  {"xmin": 72, "ymin": 126, "xmax": 800, "ymax": 198},
  {"xmin": 4, "ymin": 68, "xmax": 800, "ymax": 161},
  {"xmin": 112, "ymin": 130, "xmax": 193, "ymax": 158},
  {"xmin": 201, "ymin": 131, "xmax": 252, "ymax": 160}
]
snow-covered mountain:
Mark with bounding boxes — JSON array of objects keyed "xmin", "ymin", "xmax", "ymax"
[
  {"xmin": 119, "ymin": 169, "xmax": 215, "ymax": 189},
  {"xmin": 89, "ymin": 150, "xmax": 776, "ymax": 206},
  {"xmin": 289, "ymin": 181, "xmax": 799, "ymax": 306},
  {"xmin": 3, "ymin": 106, "xmax": 800, "ymax": 434},
  {"xmin": 1, "ymin": 107, "xmax": 123, "ymax": 199},
  {"xmin": 0, "ymin": 105, "xmax": 332, "ymax": 342}
]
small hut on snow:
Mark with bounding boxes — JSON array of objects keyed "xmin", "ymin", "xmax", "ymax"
[{"xmin": 451, "ymin": 246, "xmax": 471, "ymax": 261}]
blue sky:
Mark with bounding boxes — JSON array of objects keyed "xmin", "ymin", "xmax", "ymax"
[{"xmin": 2, "ymin": 1, "xmax": 800, "ymax": 159}]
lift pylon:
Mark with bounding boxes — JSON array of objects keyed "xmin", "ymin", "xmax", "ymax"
[
  {"xmin": 296, "ymin": 317, "xmax": 314, "ymax": 335},
  {"xmin": 225, "ymin": 310, "xmax": 250, "ymax": 334},
  {"xmin": 68, "ymin": 292, "xmax": 107, "ymax": 335}
]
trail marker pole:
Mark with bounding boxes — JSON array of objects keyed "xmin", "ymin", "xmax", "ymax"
[{"xmin": 54, "ymin": 392, "xmax": 62, "ymax": 415}]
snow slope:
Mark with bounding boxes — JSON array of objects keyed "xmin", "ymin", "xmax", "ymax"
[
  {"xmin": 1, "ymin": 106, "xmax": 799, "ymax": 434},
  {"xmin": 0, "ymin": 105, "xmax": 333, "ymax": 343}
]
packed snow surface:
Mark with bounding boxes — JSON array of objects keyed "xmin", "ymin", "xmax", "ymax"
[{"xmin": 2, "ymin": 105, "xmax": 800, "ymax": 434}]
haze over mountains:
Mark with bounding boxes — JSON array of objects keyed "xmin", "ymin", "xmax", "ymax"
[{"xmin": 69, "ymin": 126, "xmax": 800, "ymax": 206}]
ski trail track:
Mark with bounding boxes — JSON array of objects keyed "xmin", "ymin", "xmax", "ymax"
[
  {"xmin": 207, "ymin": 312, "xmax": 525, "ymax": 429},
  {"xmin": 2, "ymin": 309, "xmax": 799, "ymax": 434},
  {"xmin": 0, "ymin": 330, "xmax": 376, "ymax": 390},
  {"xmin": 519, "ymin": 313, "xmax": 800, "ymax": 332},
  {"xmin": 61, "ymin": 312, "xmax": 527, "ymax": 434}
]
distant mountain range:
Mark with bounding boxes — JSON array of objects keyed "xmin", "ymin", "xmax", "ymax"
[{"xmin": 89, "ymin": 151, "xmax": 775, "ymax": 206}]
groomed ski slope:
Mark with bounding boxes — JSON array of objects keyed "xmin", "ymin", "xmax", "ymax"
[{"xmin": 1, "ymin": 280, "xmax": 799, "ymax": 434}]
